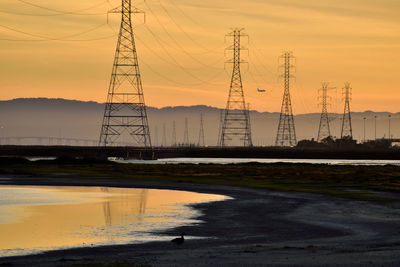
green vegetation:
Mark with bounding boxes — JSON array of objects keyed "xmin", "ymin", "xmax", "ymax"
[{"xmin": 1, "ymin": 157, "xmax": 400, "ymax": 201}]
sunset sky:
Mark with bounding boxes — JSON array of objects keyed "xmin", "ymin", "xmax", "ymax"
[{"xmin": 0, "ymin": 0, "xmax": 399, "ymax": 113}]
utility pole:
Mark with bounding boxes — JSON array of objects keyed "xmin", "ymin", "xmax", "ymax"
[
  {"xmin": 171, "ymin": 120, "xmax": 177, "ymax": 147},
  {"xmin": 275, "ymin": 51, "xmax": 296, "ymax": 146},
  {"xmin": 162, "ymin": 123, "xmax": 167, "ymax": 147},
  {"xmin": 388, "ymin": 114, "xmax": 392, "ymax": 139},
  {"xmin": 99, "ymin": 0, "xmax": 151, "ymax": 147},
  {"xmin": 317, "ymin": 82, "xmax": 334, "ymax": 142},
  {"xmin": 220, "ymin": 28, "xmax": 252, "ymax": 147},
  {"xmin": 340, "ymin": 82, "xmax": 353, "ymax": 139},
  {"xmin": 198, "ymin": 113, "xmax": 205, "ymax": 147},
  {"xmin": 374, "ymin": 115, "xmax": 377, "ymax": 140},
  {"xmin": 184, "ymin": 118, "xmax": 189, "ymax": 146}
]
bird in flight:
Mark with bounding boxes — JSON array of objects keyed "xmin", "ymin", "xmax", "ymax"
[{"xmin": 257, "ymin": 88, "xmax": 266, "ymax": 93}]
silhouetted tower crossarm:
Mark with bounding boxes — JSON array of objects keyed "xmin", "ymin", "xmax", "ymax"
[
  {"xmin": 275, "ymin": 52, "xmax": 297, "ymax": 147},
  {"xmin": 99, "ymin": 0, "xmax": 151, "ymax": 147},
  {"xmin": 340, "ymin": 82, "xmax": 353, "ymax": 139},
  {"xmin": 220, "ymin": 28, "xmax": 252, "ymax": 147}
]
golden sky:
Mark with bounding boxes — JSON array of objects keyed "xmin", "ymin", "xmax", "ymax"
[{"xmin": 0, "ymin": 0, "xmax": 399, "ymax": 113}]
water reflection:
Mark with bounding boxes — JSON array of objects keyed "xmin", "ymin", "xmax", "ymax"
[{"xmin": 0, "ymin": 185, "xmax": 228, "ymax": 257}]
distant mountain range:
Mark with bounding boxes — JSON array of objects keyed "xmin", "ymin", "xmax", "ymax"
[{"xmin": 0, "ymin": 98, "xmax": 398, "ymax": 146}]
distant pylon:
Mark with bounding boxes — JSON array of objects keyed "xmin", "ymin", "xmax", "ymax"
[
  {"xmin": 220, "ymin": 28, "xmax": 252, "ymax": 147},
  {"xmin": 183, "ymin": 118, "xmax": 189, "ymax": 146},
  {"xmin": 246, "ymin": 104, "xmax": 252, "ymax": 146},
  {"xmin": 162, "ymin": 123, "xmax": 167, "ymax": 147},
  {"xmin": 341, "ymin": 82, "xmax": 353, "ymax": 139},
  {"xmin": 198, "ymin": 113, "xmax": 205, "ymax": 147},
  {"xmin": 217, "ymin": 110, "xmax": 223, "ymax": 146},
  {"xmin": 99, "ymin": 0, "xmax": 151, "ymax": 147},
  {"xmin": 171, "ymin": 120, "xmax": 177, "ymax": 146},
  {"xmin": 275, "ymin": 51, "xmax": 296, "ymax": 147},
  {"xmin": 154, "ymin": 126, "xmax": 159, "ymax": 146},
  {"xmin": 317, "ymin": 82, "xmax": 334, "ymax": 142}
]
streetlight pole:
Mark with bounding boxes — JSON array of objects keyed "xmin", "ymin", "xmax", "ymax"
[
  {"xmin": 374, "ymin": 115, "xmax": 377, "ymax": 140},
  {"xmin": 388, "ymin": 114, "xmax": 392, "ymax": 139}
]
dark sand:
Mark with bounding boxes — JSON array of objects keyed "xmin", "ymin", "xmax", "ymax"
[{"xmin": 1, "ymin": 176, "xmax": 400, "ymax": 266}]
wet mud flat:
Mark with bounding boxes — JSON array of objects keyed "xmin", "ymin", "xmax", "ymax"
[{"xmin": 1, "ymin": 177, "xmax": 400, "ymax": 266}]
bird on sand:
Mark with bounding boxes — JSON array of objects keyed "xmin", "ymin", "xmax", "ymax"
[{"xmin": 171, "ymin": 233, "xmax": 185, "ymax": 245}]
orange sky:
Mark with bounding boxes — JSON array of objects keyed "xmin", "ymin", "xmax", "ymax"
[{"xmin": 0, "ymin": 0, "xmax": 399, "ymax": 113}]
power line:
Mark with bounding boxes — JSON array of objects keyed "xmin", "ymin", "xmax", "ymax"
[
  {"xmin": 143, "ymin": 2, "xmax": 224, "ymax": 69},
  {"xmin": 143, "ymin": 24, "xmax": 222, "ymax": 84},
  {"xmin": 156, "ymin": 0, "xmax": 223, "ymax": 54},
  {"xmin": 0, "ymin": 22, "xmax": 115, "ymax": 42},
  {"xmin": 14, "ymin": 0, "xmax": 109, "ymax": 16}
]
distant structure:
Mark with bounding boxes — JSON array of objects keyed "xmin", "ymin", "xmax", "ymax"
[
  {"xmin": 340, "ymin": 82, "xmax": 353, "ymax": 139},
  {"xmin": 198, "ymin": 113, "xmax": 205, "ymax": 147},
  {"xmin": 171, "ymin": 121, "xmax": 177, "ymax": 147},
  {"xmin": 275, "ymin": 52, "xmax": 297, "ymax": 146},
  {"xmin": 162, "ymin": 123, "xmax": 167, "ymax": 147},
  {"xmin": 220, "ymin": 28, "xmax": 252, "ymax": 147},
  {"xmin": 217, "ymin": 110, "xmax": 223, "ymax": 146},
  {"xmin": 317, "ymin": 82, "xmax": 334, "ymax": 142},
  {"xmin": 154, "ymin": 126, "xmax": 159, "ymax": 146},
  {"xmin": 183, "ymin": 118, "xmax": 189, "ymax": 146},
  {"xmin": 99, "ymin": 0, "xmax": 151, "ymax": 147}
]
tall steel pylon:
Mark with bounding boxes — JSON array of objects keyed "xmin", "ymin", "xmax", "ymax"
[
  {"xmin": 317, "ymin": 82, "xmax": 334, "ymax": 142},
  {"xmin": 341, "ymin": 82, "xmax": 353, "ymax": 139},
  {"xmin": 198, "ymin": 113, "xmax": 205, "ymax": 147},
  {"xmin": 220, "ymin": 28, "xmax": 252, "ymax": 147},
  {"xmin": 275, "ymin": 52, "xmax": 296, "ymax": 146},
  {"xmin": 99, "ymin": 0, "xmax": 151, "ymax": 147}
]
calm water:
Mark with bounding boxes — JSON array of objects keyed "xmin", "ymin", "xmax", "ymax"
[
  {"xmin": 116, "ymin": 157, "xmax": 400, "ymax": 166},
  {"xmin": 0, "ymin": 185, "xmax": 229, "ymax": 257}
]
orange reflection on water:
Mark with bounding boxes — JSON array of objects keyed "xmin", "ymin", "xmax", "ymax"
[{"xmin": 0, "ymin": 186, "xmax": 227, "ymax": 256}]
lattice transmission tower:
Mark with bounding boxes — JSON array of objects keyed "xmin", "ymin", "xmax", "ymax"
[
  {"xmin": 220, "ymin": 28, "xmax": 252, "ymax": 147},
  {"xmin": 162, "ymin": 123, "xmax": 167, "ymax": 147},
  {"xmin": 99, "ymin": 0, "xmax": 151, "ymax": 147},
  {"xmin": 317, "ymin": 82, "xmax": 335, "ymax": 142},
  {"xmin": 171, "ymin": 120, "xmax": 176, "ymax": 147},
  {"xmin": 183, "ymin": 118, "xmax": 189, "ymax": 146},
  {"xmin": 198, "ymin": 113, "xmax": 205, "ymax": 147},
  {"xmin": 275, "ymin": 52, "xmax": 296, "ymax": 146},
  {"xmin": 341, "ymin": 82, "xmax": 353, "ymax": 139}
]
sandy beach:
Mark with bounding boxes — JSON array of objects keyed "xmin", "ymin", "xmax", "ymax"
[{"xmin": 1, "ymin": 176, "xmax": 400, "ymax": 266}]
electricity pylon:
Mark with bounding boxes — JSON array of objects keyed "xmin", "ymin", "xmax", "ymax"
[
  {"xmin": 275, "ymin": 52, "xmax": 296, "ymax": 146},
  {"xmin": 183, "ymin": 118, "xmax": 189, "ymax": 146},
  {"xmin": 341, "ymin": 82, "xmax": 353, "ymax": 139},
  {"xmin": 220, "ymin": 28, "xmax": 252, "ymax": 147},
  {"xmin": 317, "ymin": 82, "xmax": 335, "ymax": 142},
  {"xmin": 171, "ymin": 120, "xmax": 176, "ymax": 146},
  {"xmin": 162, "ymin": 123, "xmax": 167, "ymax": 147},
  {"xmin": 198, "ymin": 113, "xmax": 205, "ymax": 147},
  {"xmin": 99, "ymin": 0, "xmax": 151, "ymax": 147},
  {"xmin": 154, "ymin": 126, "xmax": 158, "ymax": 146}
]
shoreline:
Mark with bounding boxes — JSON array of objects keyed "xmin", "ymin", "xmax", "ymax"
[{"xmin": 1, "ymin": 176, "xmax": 400, "ymax": 266}]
